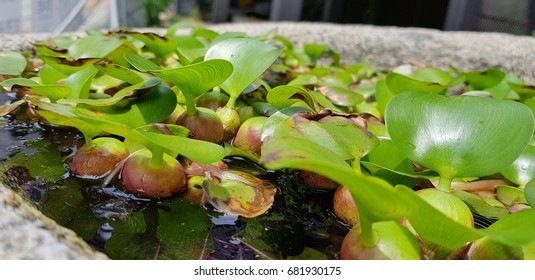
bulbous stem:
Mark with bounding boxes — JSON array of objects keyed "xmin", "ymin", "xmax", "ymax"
[
  {"xmin": 186, "ymin": 96, "xmax": 198, "ymax": 116},
  {"xmin": 351, "ymin": 159, "xmax": 362, "ymax": 176},
  {"xmin": 148, "ymin": 148, "xmax": 164, "ymax": 169},
  {"xmin": 226, "ymin": 95, "xmax": 237, "ymax": 109},
  {"xmin": 359, "ymin": 216, "xmax": 378, "ymax": 248},
  {"xmin": 436, "ymin": 176, "xmax": 453, "ymax": 193}
]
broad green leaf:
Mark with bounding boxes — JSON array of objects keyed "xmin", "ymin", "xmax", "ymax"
[
  {"xmin": 124, "ymin": 53, "xmax": 161, "ymax": 71},
  {"xmin": 68, "ymin": 35, "xmax": 123, "ymax": 59},
  {"xmin": 40, "ymin": 55, "xmax": 99, "ymax": 75},
  {"xmin": 525, "ymin": 179, "xmax": 535, "ymax": 207},
  {"xmin": 63, "ymin": 78, "xmax": 161, "ymax": 107},
  {"xmin": 385, "ymin": 92, "xmax": 535, "ymax": 190},
  {"xmin": 319, "ymin": 86, "xmax": 364, "ymax": 107},
  {"xmin": 94, "ymin": 61, "xmax": 145, "ymax": 84},
  {"xmin": 412, "ymin": 68, "xmax": 453, "ymax": 86},
  {"xmin": 0, "ymin": 78, "xmax": 71, "ymax": 102},
  {"xmin": 120, "ymin": 31, "xmax": 178, "ymax": 60},
  {"xmin": 452, "ymin": 190, "xmax": 509, "ymax": 219},
  {"xmin": 510, "ymin": 83, "xmax": 535, "ymax": 100},
  {"xmin": 205, "ymin": 38, "xmax": 282, "ymax": 105},
  {"xmin": 150, "ymin": 59, "xmax": 233, "ymax": 104},
  {"xmin": 396, "ymin": 186, "xmax": 483, "ymax": 252},
  {"xmin": 385, "ymin": 72, "xmax": 446, "ymax": 95},
  {"xmin": 375, "ymin": 79, "xmax": 394, "ymax": 118},
  {"xmin": 33, "ymin": 43, "xmax": 69, "ymax": 57},
  {"xmin": 482, "ymin": 209, "xmax": 535, "ymax": 247},
  {"xmin": 77, "ymin": 84, "xmax": 176, "ymax": 128},
  {"xmin": 135, "ymin": 129, "xmax": 227, "ymax": 163},
  {"xmin": 496, "ymin": 185, "xmax": 528, "ymax": 206},
  {"xmin": 39, "ymin": 64, "xmax": 67, "ymax": 84},
  {"xmin": 501, "ymin": 145, "xmax": 535, "ymax": 187},
  {"xmin": 266, "ymin": 85, "xmax": 315, "ymax": 110},
  {"xmin": 318, "ymin": 115, "xmax": 379, "ymax": 160},
  {"xmin": 287, "ymin": 74, "xmax": 318, "ymax": 86},
  {"xmin": 465, "ymin": 68, "xmax": 506, "ymax": 90},
  {"xmin": 0, "ymin": 51, "xmax": 27, "ymax": 75},
  {"xmin": 191, "ymin": 27, "xmax": 219, "ymax": 40},
  {"xmin": 303, "ymin": 43, "xmax": 326, "ymax": 66},
  {"xmin": 63, "ymin": 66, "xmax": 98, "ymax": 99},
  {"xmin": 172, "ymin": 35, "xmax": 207, "ymax": 65}
]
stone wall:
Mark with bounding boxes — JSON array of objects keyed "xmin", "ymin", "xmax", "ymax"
[{"xmin": 1, "ymin": 22, "xmax": 535, "ymax": 259}]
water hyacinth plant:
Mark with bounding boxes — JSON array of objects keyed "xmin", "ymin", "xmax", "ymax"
[{"xmin": 1, "ymin": 24, "xmax": 535, "ymax": 260}]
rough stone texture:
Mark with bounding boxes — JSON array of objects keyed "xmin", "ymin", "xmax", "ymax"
[
  {"xmin": 0, "ymin": 183, "xmax": 108, "ymax": 259},
  {"xmin": 1, "ymin": 22, "xmax": 535, "ymax": 259}
]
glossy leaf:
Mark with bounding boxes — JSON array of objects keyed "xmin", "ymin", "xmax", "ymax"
[
  {"xmin": 121, "ymin": 31, "xmax": 178, "ymax": 60},
  {"xmin": 62, "ymin": 78, "xmax": 161, "ymax": 107},
  {"xmin": 204, "ymin": 38, "xmax": 282, "ymax": 105},
  {"xmin": 412, "ymin": 68, "xmax": 453, "ymax": 86},
  {"xmin": 319, "ymin": 86, "xmax": 364, "ymax": 107},
  {"xmin": 465, "ymin": 68, "xmax": 506, "ymax": 90},
  {"xmin": 63, "ymin": 66, "xmax": 98, "ymax": 99},
  {"xmin": 482, "ymin": 209, "xmax": 535, "ymax": 247},
  {"xmin": 94, "ymin": 61, "xmax": 145, "ymax": 84},
  {"xmin": 452, "ymin": 190, "xmax": 509, "ymax": 219},
  {"xmin": 40, "ymin": 56, "xmax": 99, "ymax": 76},
  {"xmin": 525, "ymin": 179, "xmax": 535, "ymax": 207},
  {"xmin": 124, "ymin": 53, "xmax": 161, "ymax": 72},
  {"xmin": 501, "ymin": 145, "xmax": 535, "ymax": 187},
  {"xmin": 266, "ymin": 85, "xmax": 315, "ymax": 111},
  {"xmin": 385, "ymin": 91, "xmax": 534, "ymax": 190},
  {"xmin": 0, "ymin": 51, "xmax": 27, "ymax": 76},
  {"xmin": 385, "ymin": 72, "xmax": 446, "ymax": 95},
  {"xmin": 0, "ymin": 78, "xmax": 71, "ymax": 102},
  {"xmin": 68, "ymin": 35, "xmax": 123, "ymax": 59},
  {"xmin": 150, "ymin": 59, "xmax": 233, "ymax": 106},
  {"xmin": 496, "ymin": 185, "xmax": 528, "ymax": 206},
  {"xmin": 303, "ymin": 43, "xmax": 326, "ymax": 66}
]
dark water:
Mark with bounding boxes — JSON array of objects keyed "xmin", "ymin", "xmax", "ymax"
[{"xmin": 0, "ymin": 96, "xmax": 348, "ymax": 260}]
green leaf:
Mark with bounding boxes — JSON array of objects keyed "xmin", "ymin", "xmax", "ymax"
[
  {"xmin": 63, "ymin": 66, "xmax": 98, "ymax": 99},
  {"xmin": 40, "ymin": 56, "xmax": 99, "ymax": 75},
  {"xmin": 63, "ymin": 78, "xmax": 161, "ymax": 107},
  {"xmin": 39, "ymin": 64, "xmax": 67, "ymax": 84},
  {"xmin": 482, "ymin": 209, "xmax": 535, "ymax": 247},
  {"xmin": 68, "ymin": 35, "xmax": 123, "ymax": 59},
  {"xmin": 120, "ymin": 31, "xmax": 178, "ymax": 60},
  {"xmin": 496, "ymin": 185, "xmax": 528, "ymax": 206},
  {"xmin": 465, "ymin": 68, "xmax": 506, "ymax": 90},
  {"xmin": 135, "ymin": 129, "xmax": 227, "ymax": 163},
  {"xmin": 412, "ymin": 68, "xmax": 454, "ymax": 86},
  {"xmin": 385, "ymin": 72, "xmax": 447, "ymax": 95},
  {"xmin": 266, "ymin": 85, "xmax": 315, "ymax": 110},
  {"xmin": 205, "ymin": 38, "xmax": 282, "ymax": 106},
  {"xmin": 150, "ymin": 59, "xmax": 233, "ymax": 111},
  {"xmin": 94, "ymin": 61, "xmax": 145, "ymax": 84},
  {"xmin": 303, "ymin": 43, "xmax": 326, "ymax": 66},
  {"xmin": 0, "ymin": 78, "xmax": 71, "ymax": 102},
  {"xmin": 319, "ymin": 86, "xmax": 364, "ymax": 107},
  {"xmin": 510, "ymin": 83, "xmax": 535, "ymax": 101},
  {"xmin": 385, "ymin": 92, "xmax": 535, "ymax": 191},
  {"xmin": 525, "ymin": 179, "xmax": 535, "ymax": 207},
  {"xmin": 0, "ymin": 51, "xmax": 27, "ymax": 76},
  {"xmin": 172, "ymin": 35, "xmax": 207, "ymax": 65},
  {"xmin": 452, "ymin": 190, "xmax": 509, "ymax": 219},
  {"xmin": 124, "ymin": 53, "xmax": 161, "ymax": 72},
  {"xmin": 77, "ymin": 84, "xmax": 177, "ymax": 128},
  {"xmin": 501, "ymin": 145, "xmax": 535, "ymax": 187}
]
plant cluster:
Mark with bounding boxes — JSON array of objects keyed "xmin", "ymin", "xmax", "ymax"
[{"xmin": 1, "ymin": 24, "xmax": 535, "ymax": 260}]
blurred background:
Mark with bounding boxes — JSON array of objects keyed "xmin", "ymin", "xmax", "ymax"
[{"xmin": 0, "ymin": 0, "xmax": 534, "ymax": 35}]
